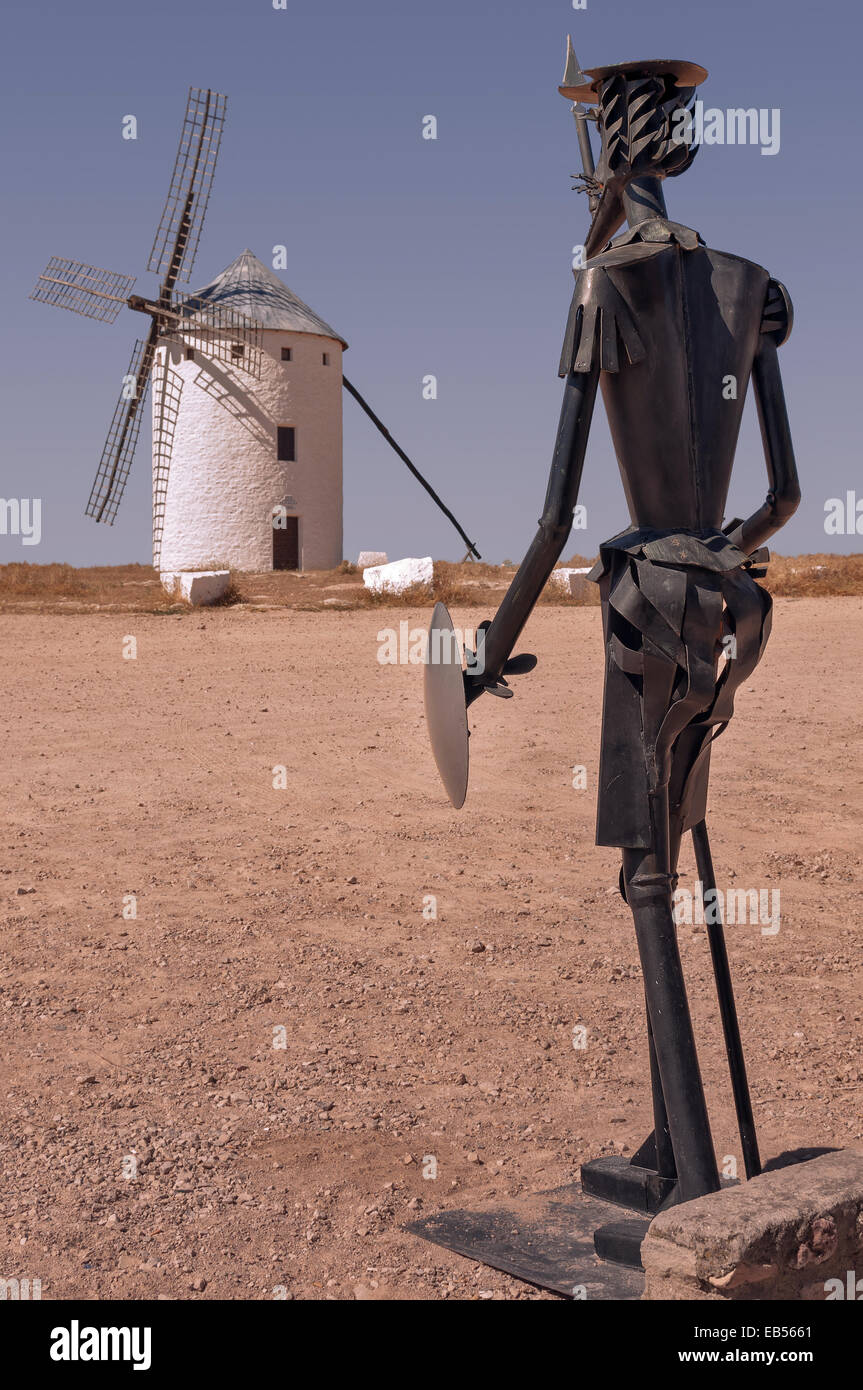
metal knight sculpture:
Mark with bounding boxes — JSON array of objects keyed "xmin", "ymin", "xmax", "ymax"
[{"xmin": 423, "ymin": 41, "xmax": 801, "ymax": 1270}]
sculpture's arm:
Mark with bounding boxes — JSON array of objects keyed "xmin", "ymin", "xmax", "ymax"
[
  {"xmin": 467, "ymin": 362, "xmax": 600, "ymax": 703},
  {"xmin": 726, "ymin": 280, "xmax": 801, "ymax": 555}
]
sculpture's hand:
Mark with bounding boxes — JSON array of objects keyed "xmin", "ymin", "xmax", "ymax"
[{"xmin": 464, "ymin": 621, "xmax": 537, "ymax": 708}]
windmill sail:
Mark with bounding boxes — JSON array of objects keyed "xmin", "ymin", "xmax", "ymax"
[
  {"xmin": 151, "ymin": 362, "xmax": 184, "ymax": 566},
  {"xmin": 86, "ymin": 328, "xmax": 159, "ymax": 524},
  {"xmin": 147, "ymin": 87, "xmax": 227, "ymax": 291},
  {"xmin": 30, "ymin": 257, "xmax": 136, "ymax": 323},
  {"xmin": 32, "ymin": 85, "xmax": 231, "ymax": 524}
]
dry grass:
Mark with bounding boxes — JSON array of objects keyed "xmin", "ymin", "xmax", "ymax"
[
  {"xmin": 0, "ymin": 563, "xmax": 174, "ymax": 611},
  {"xmin": 0, "ymin": 562, "xmax": 90, "ymax": 598},
  {"xmin": 757, "ymin": 553, "xmax": 863, "ymax": 598},
  {"xmin": 1, "ymin": 552, "xmax": 861, "ymax": 615}
]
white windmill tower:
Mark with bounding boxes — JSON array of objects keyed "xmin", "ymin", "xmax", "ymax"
[
  {"xmin": 30, "ymin": 85, "xmax": 481, "ymax": 583},
  {"xmin": 153, "ymin": 249, "xmax": 347, "ymax": 573}
]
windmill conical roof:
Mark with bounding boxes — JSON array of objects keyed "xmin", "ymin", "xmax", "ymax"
[{"xmin": 186, "ymin": 249, "xmax": 347, "ymax": 347}]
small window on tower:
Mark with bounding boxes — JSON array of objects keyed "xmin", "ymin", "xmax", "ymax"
[
  {"xmin": 281, "ymin": 347, "xmax": 292, "ymax": 362},
  {"xmin": 231, "ymin": 343, "xmax": 244, "ymax": 360},
  {"xmin": 277, "ymin": 426, "xmax": 296, "ymax": 462},
  {"xmin": 185, "ymin": 346, "xmax": 195, "ymax": 362},
  {"xmin": 322, "ymin": 352, "xmax": 330, "ymax": 366}
]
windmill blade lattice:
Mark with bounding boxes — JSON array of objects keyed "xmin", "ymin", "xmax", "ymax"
[
  {"xmin": 148, "ymin": 87, "xmax": 227, "ymax": 290},
  {"xmin": 30, "ymin": 258, "xmax": 136, "ymax": 323},
  {"xmin": 30, "ymin": 86, "xmax": 231, "ymax": 525},
  {"xmin": 86, "ymin": 332, "xmax": 158, "ymax": 524},
  {"xmin": 151, "ymin": 362, "xmax": 184, "ymax": 566}
]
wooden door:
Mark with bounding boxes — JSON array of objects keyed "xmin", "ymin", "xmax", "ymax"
[{"xmin": 273, "ymin": 516, "xmax": 299, "ymax": 570}]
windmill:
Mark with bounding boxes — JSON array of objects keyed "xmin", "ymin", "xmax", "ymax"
[
  {"xmin": 30, "ymin": 89, "xmax": 268, "ymax": 529},
  {"xmin": 30, "ymin": 86, "xmax": 480, "ymax": 563}
]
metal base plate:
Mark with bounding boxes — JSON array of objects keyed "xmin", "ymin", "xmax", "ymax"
[
  {"xmin": 593, "ymin": 1217, "xmax": 651, "ymax": 1269},
  {"xmin": 407, "ymin": 1183, "xmax": 645, "ymax": 1299}
]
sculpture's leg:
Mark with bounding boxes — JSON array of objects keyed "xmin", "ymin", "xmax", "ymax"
[
  {"xmin": 691, "ymin": 818, "xmax": 762, "ymax": 1179},
  {"xmin": 584, "ymin": 975, "xmax": 678, "ymax": 1213},
  {"xmin": 622, "ymin": 786, "xmax": 720, "ymax": 1202},
  {"xmin": 647, "ymin": 807, "xmax": 687, "ymax": 1182},
  {"xmin": 619, "ymin": 869, "xmax": 676, "ymax": 1185},
  {"xmin": 639, "ymin": 805, "xmax": 686, "ymax": 1183},
  {"xmin": 645, "ymin": 999, "xmax": 677, "ymax": 1180}
]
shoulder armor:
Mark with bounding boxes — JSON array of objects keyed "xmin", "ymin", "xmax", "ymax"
[
  {"xmin": 761, "ymin": 279, "xmax": 793, "ymax": 345},
  {"xmin": 559, "ymin": 265, "xmax": 646, "ymax": 376}
]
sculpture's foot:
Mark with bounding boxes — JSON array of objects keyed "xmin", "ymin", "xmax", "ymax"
[
  {"xmin": 581, "ymin": 1153, "xmax": 680, "ymax": 1270},
  {"xmin": 580, "ymin": 1154, "xmax": 678, "ymax": 1216}
]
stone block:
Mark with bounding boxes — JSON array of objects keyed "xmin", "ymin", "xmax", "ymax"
[
  {"xmin": 548, "ymin": 567, "xmax": 593, "ymax": 599},
  {"xmin": 642, "ymin": 1149, "xmax": 863, "ymax": 1300},
  {"xmin": 363, "ymin": 556, "xmax": 433, "ymax": 595},
  {"xmin": 160, "ymin": 570, "xmax": 231, "ymax": 606}
]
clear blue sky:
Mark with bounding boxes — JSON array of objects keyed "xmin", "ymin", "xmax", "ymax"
[{"xmin": 1, "ymin": 0, "xmax": 859, "ymax": 565}]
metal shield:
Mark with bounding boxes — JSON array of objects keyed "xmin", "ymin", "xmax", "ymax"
[{"xmin": 424, "ymin": 601, "xmax": 469, "ymax": 809}]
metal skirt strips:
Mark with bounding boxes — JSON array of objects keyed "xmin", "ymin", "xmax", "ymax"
[{"xmin": 590, "ymin": 528, "xmax": 772, "ymax": 848}]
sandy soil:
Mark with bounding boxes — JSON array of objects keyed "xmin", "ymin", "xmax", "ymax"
[{"xmin": 2, "ymin": 596, "xmax": 861, "ymax": 1300}]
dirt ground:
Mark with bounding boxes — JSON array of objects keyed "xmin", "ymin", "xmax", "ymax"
[{"xmin": 2, "ymin": 595, "xmax": 861, "ymax": 1300}]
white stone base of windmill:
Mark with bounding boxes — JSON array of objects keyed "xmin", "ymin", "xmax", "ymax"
[
  {"xmin": 363, "ymin": 556, "xmax": 433, "ymax": 595},
  {"xmin": 547, "ymin": 567, "xmax": 593, "ymax": 598},
  {"xmin": 160, "ymin": 570, "xmax": 231, "ymax": 606},
  {"xmin": 357, "ymin": 550, "xmax": 388, "ymax": 569}
]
